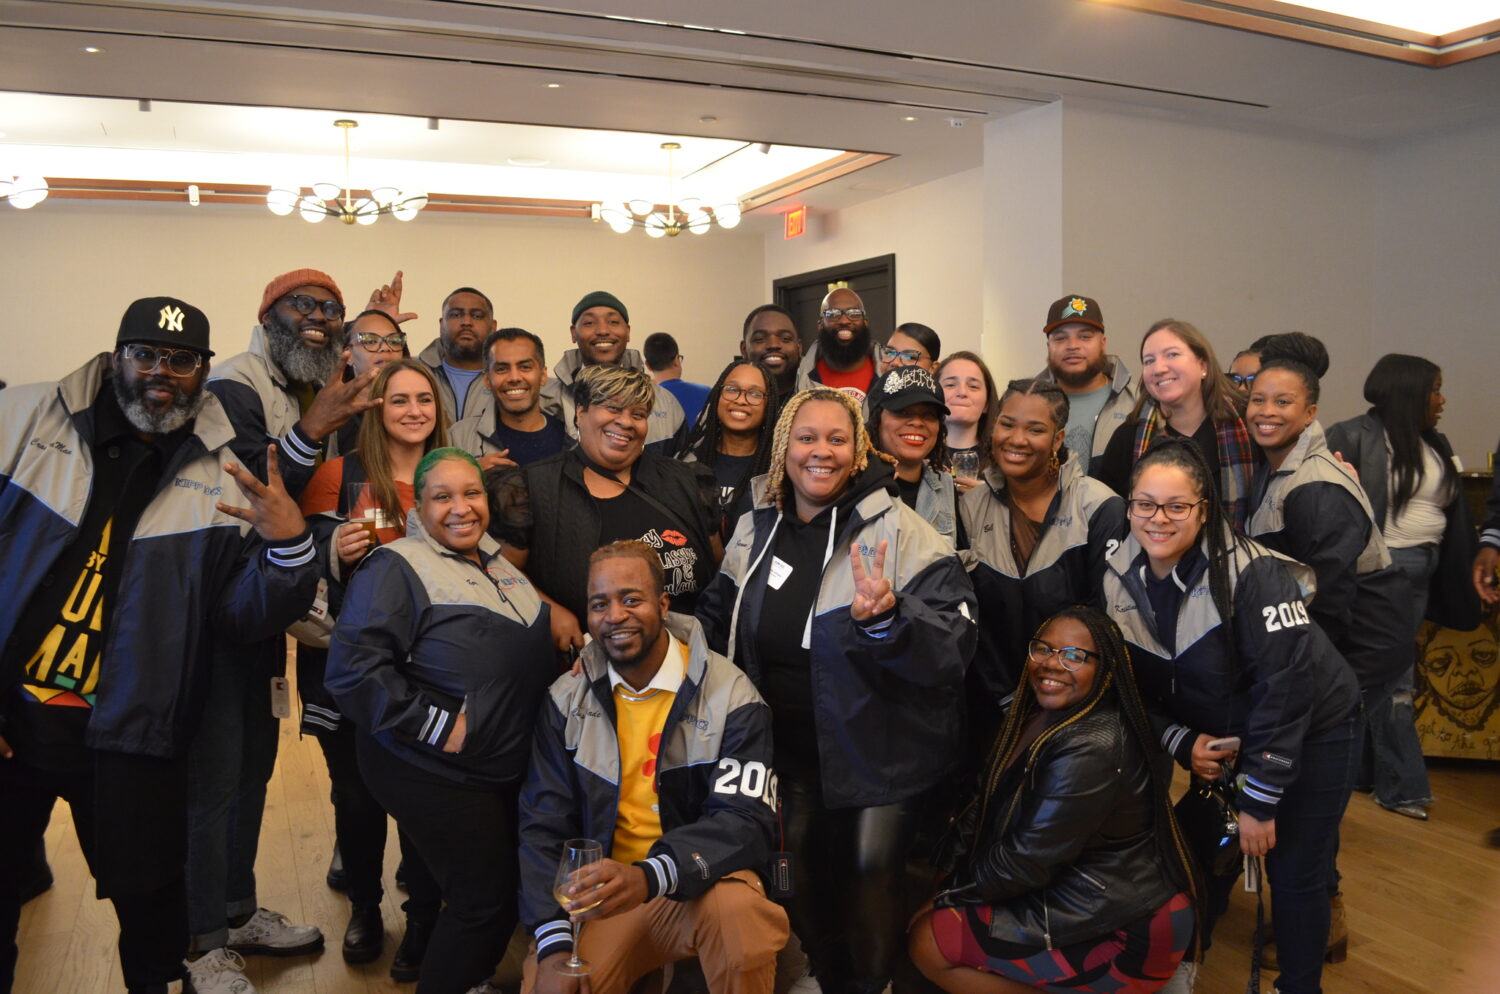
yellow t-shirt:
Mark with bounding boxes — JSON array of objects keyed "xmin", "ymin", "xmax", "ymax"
[{"xmin": 610, "ymin": 638, "xmax": 689, "ymax": 864}]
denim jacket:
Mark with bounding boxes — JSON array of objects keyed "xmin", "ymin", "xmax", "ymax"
[{"xmin": 913, "ymin": 464, "xmax": 959, "ymax": 548}]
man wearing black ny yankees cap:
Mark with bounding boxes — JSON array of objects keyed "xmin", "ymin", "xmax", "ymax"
[{"xmin": 0, "ymin": 297, "xmax": 317, "ymax": 994}]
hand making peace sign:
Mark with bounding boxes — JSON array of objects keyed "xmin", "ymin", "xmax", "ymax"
[{"xmin": 849, "ymin": 539, "xmax": 896, "ymax": 621}]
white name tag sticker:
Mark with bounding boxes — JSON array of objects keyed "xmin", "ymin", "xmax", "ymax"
[
  {"xmin": 270, "ymin": 676, "xmax": 292, "ymax": 720},
  {"xmin": 767, "ymin": 556, "xmax": 794, "ymax": 590}
]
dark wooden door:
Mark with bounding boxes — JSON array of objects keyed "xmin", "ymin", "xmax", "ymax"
[{"xmin": 772, "ymin": 254, "xmax": 896, "ymax": 350}]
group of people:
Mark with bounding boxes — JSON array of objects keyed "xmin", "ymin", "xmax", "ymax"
[{"xmin": 1, "ymin": 272, "xmax": 1494, "ymax": 994}]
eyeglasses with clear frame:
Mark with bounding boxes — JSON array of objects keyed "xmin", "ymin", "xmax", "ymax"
[
  {"xmin": 1127, "ymin": 497, "xmax": 1208, "ymax": 521},
  {"xmin": 352, "ymin": 331, "xmax": 407, "ymax": 352},
  {"xmin": 1026, "ymin": 638, "xmax": 1099, "ymax": 671},
  {"xmin": 879, "ymin": 346, "xmax": 925, "ymax": 364},
  {"xmin": 120, "ymin": 345, "xmax": 204, "ymax": 377},
  {"xmin": 720, "ymin": 383, "xmax": 767, "ymax": 405},
  {"xmin": 821, "ymin": 307, "xmax": 866, "ymax": 321}
]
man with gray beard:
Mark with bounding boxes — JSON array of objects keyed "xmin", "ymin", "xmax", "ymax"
[
  {"xmin": 0, "ymin": 296, "xmax": 317, "ymax": 994},
  {"xmin": 184, "ymin": 269, "xmax": 378, "ymax": 994}
]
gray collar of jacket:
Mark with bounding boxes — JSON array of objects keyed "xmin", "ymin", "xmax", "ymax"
[{"xmin": 61, "ymin": 352, "xmax": 235, "ymax": 454}]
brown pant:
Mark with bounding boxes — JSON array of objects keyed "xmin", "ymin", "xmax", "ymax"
[{"xmin": 522, "ymin": 870, "xmax": 790, "ymax": 994}]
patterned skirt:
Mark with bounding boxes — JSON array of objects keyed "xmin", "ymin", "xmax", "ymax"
[{"xmin": 930, "ymin": 891, "xmax": 1194, "ymax": 993}]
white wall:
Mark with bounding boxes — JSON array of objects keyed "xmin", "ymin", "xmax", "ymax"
[
  {"xmin": 0, "ymin": 201, "xmax": 765, "ymax": 389},
  {"xmin": 762, "ymin": 167, "xmax": 985, "ymax": 355},
  {"xmin": 1371, "ymin": 120, "xmax": 1500, "ymax": 466}
]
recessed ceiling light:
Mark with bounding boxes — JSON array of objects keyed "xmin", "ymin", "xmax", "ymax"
[
  {"xmin": 507, "ymin": 156, "xmax": 550, "ymax": 167},
  {"xmin": 82, "ymin": 46, "xmax": 103, "ymax": 54},
  {"xmin": 901, "ymin": 115, "xmax": 918, "ymax": 122},
  {"xmin": 699, "ymin": 115, "xmax": 719, "ymax": 124},
  {"xmin": 544, "ymin": 83, "xmax": 563, "ymax": 89}
]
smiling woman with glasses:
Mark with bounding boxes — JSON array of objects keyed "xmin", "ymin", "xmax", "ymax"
[
  {"xmin": 341, "ymin": 310, "xmax": 412, "ymax": 381},
  {"xmin": 673, "ymin": 358, "xmax": 783, "ymax": 540},
  {"xmin": 1103, "ymin": 437, "xmax": 1361, "ymax": 994},
  {"xmin": 910, "ymin": 606, "xmax": 1199, "ymax": 994},
  {"xmin": 878, "ymin": 322, "xmax": 941, "ymax": 375}
]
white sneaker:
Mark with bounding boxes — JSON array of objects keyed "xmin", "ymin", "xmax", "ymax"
[
  {"xmin": 186, "ymin": 948, "xmax": 256, "ymax": 994},
  {"xmin": 226, "ymin": 907, "xmax": 325, "ymax": 956}
]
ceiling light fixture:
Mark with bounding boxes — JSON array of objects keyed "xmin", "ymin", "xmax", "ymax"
[
  {"xmin": 82, "ymin": 46, "xmax": 103, "ymax": 54},
  {"xmin": 1, "ymin": 174, "xmax": 49, "ymax": 209},
  {"xmin": 592, "ymin": 142, "xmax": 741, "ymax": 238},
  {"xmin": 507, "ymin": 156, "xmax": 550, "ymax": 167},
  {"xmin": 545, "ymin": 82, "xmax": 563, "ymax": 89},
  {"xmin": 266, "ymin": 119, "xmax": 426, "ymax": 226}
]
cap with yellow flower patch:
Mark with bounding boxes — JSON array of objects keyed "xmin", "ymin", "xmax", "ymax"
[{"xmin": 1044, "ymin": 294, "xmax": 1104, "ymax": 334}]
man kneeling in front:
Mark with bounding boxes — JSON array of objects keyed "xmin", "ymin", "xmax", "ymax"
[{"xmin": 519, "ymin": 540, "xmax": 789, "ymax": 994}]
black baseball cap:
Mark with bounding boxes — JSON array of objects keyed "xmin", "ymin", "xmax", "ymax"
[
  {"xmin": 116, "ymin": 296, "xmax": 213, "ymax": 356},
  {"xmin": 871, "ymin": 366, "xmax": 948, "ymax": 416},
  {"xmin": 1044, "ymin": 294, "xmax": 1104, "ymax": 334}
]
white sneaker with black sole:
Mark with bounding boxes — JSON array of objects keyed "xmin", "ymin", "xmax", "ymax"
[
  {"xmin": 226, "ymin": 907, "xmax": 324, "ymax": 956},
  {"xmin": 186, "ymin": 947, "xmax": 255, "ymax": 994}
]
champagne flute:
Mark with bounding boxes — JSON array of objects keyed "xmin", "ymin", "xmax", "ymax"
[{"xmin": 552, "ymin": 838, "xmax": 604, "ymax": 976}]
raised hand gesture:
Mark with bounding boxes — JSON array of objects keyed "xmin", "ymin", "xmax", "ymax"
[
  {"xmin": 300, "ymin": 351, "xmax": 382, "ymax": 441},
  {"xmin": 849, "ymin": 539, "xmax": 895, "ymax": 621},
  {"xmin": 217, "ymin": 445, "xmax": 307, "ymax": 542},
  {"xmin": 366, "ymin": 269, "xmax": 418, "ymax": 324}
]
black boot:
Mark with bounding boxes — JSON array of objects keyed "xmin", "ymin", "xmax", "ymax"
[
  {"xmin": 342, "ymin": 902, "xmax": 384, "ymax": 964},
  {"xmin": 326, "ymin": 844, "xmax": 347, "ymax": 892},
  {"xmin": 390, "ymin": 918, "xmax": 434, "ymax": 982}
]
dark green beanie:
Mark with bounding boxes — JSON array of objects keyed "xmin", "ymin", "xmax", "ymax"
[{"xmin": 571, "ymin": 290, "xmax": 629, "ymax": 326}]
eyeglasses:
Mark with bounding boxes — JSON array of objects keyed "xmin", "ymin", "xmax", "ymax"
[
  {"xmin": 821, "ymin": 307, "xmax": 866, "ymax": 321},
  {"xmin": 1027, "ymin": 638, "xmax": 1099, "ymax": 671},
  {"xmin": 1127, "ymin": 497, "xmax": 1207, "ymax": 520},
  {"xmin": 720, "ymin": 383, "xmax": 767, "ymax": 404},
  {"xmin": 280, "ymin": 294, "xmax": 345, "ymax": 320},
  {"xmin": 120, "ymin": 345, "xmax": 204, "ymax": 377},
  {"xmin": 1229, "ymin": 373, "xmax": 1257, "ymax": 387},
  {"xmin": 352, "ymin": 331, "xmax": 407, "ymax": 352},
  {"xmin": 879, "ymin": 346, "xmax": 925, "ymax": 364}
]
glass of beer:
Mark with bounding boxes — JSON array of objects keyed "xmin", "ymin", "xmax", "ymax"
[{"xmin": 344, "ymin": 483, "xmax": 381, "ymax": 545}]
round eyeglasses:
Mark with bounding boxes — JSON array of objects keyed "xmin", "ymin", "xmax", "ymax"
[
  {"xmin": 120, "ymin": 345, "xmax": 204, "ymax": 377},
  {"xmin": 280, "ymin": 294, "xmax": 345, "ymax": 320},
  {"xmin": 352, "ymin": 331, "xmax": 407, "ymax": 352}
]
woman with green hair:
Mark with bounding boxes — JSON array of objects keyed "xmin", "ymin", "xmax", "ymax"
[{"xmin": 327, "ymin": 446, "xmax": 553, "ymax": 994}]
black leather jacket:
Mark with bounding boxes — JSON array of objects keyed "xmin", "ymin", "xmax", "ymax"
[{"xmin": 939, "ymin": 696, "xmax": 1180, "ymax": 950}]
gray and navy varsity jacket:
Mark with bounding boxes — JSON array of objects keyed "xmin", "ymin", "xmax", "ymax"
[
  {"xmin": 0, "ymin": 355, "xmax": 319, "ymax": 757},
  {"xmin": 695, "ymin": 463, "xmax": 977, "ymax": 808},
  {"xmin": 326, "ymin": 513, "xmax": 553, "ymax": 787},
  {"xmin": 1104, "ymin": 529, "xmax": 1360, "ymax": 821},
  {"xmin": 960, "ymin": 455, "xmax": 1125, "ymax": 700},
  {"xmin": 1035, "ymin": 355, "xmax": 1137, "ymax": 470},
  {"xmin": 1248, "ymin": 421, "xmax": 1413, "ymax": 690},
  {"xmin": 518, "ymin": 614, "xmax": 776, "ymax": 958},
  {"xmin": 207, "ymin": 325, "xmax": 339, "ymax": 500}
]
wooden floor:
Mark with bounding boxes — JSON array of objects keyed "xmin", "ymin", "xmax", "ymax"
[{"xmin": 15, "ymin": 683, "xmax": 1500, "ymax": 994}]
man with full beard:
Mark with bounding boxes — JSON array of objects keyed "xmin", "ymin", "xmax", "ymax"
[
  {"xmin": 0, "ymin": 297, "xmax": 317, "ymax": 994},
  {"xmin": 539, "ymin": 291, "xmax": 684, "ymax": 444},
  {"xmin": 184, "ymin": 270, "xmax": 376, "ymax": 992},
  {"xmin": 418, "ymin": 285, "xmax": 497, "ymax": 427},
  {"xmin": 1033, "ymin": 294, "xmax": 1136, "ymax": 474},
  {"xmin": 794, "ymin": 287, "xmax": 881, "ymax": 411}
]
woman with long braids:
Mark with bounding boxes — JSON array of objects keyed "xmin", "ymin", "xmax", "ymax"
[
  {"xmin": 910, "ymin": 606, "xmax": 1198, "ymax": 994},
  {"xmin": 960, "ymin": 378, "xmax": 1125, "ymax": 710},
  {"xmin": 1103, "ymin": 438, "xmax": 1359, "ymax": 994},
  {"xmin": 674, "ymin": 357, "xmax": 782, "ymax": 539},
  {"xmin": 1093, "ymin": 319, "xmax": 1256, "ymax": 528},
  {"xmin": 696, "ymin": 387, "xmax": 976, "ymax": 994},
  {"xmin": 1327, "ymin": 354, "xmax": 1481, "ymax": 820}
]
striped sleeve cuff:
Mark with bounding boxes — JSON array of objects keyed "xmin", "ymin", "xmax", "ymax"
[
  {"xmin": 635, "ymin": 854, "xmax": 679, "ymax": 900},
  {"xmin": 266, "ymin": 531, "xmax": 316, "ymax": 568},
  {"xmin": 419, "ymin": 704, "xmax": 454, "ymax": 747},
  {"xmin": 280, "ymin": 423, "xmax": 322, "ymax": 466},
  {"xmin": 1481, "ymin": 527, "xmax": 1500, "ymax": 550},
  {"xmin": 535, "ymin": 919, "xmax": 573, "ymax": 958},
  {"xmin": 1238, "ymin": 774, "xmax": 1285, "ymax": 810},
  {"xmin": 1162, "ymin": 724, "xmax": 1195, "ymax": 767},
  {"xmin": 857, "ymin": 607, "xmax": 896, "ymax": 639}
]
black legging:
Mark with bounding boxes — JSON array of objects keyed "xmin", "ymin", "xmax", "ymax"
[{"xmin": 779, "ymin": 771, "xmax": 919, "ymax": 994}]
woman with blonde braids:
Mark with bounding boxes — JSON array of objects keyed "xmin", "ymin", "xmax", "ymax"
[
  {"xmin": 696, "ymin": 388, "xmax": 977, "ymax": 994},
  {"xmin": 910, "ymin": 607, "xmax": 1198, "ymax": 994}
]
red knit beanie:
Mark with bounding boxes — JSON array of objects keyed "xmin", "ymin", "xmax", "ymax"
[{"xmin": 258, "ymin": 269, "xmax": 344, "ymax": 322}]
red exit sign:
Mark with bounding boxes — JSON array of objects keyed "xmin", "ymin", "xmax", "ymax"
[{"xmin": 784, "ymin": 205, "xmax": 807, "ymax": 239}]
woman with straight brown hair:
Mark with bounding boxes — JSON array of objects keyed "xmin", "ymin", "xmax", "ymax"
[{"xmin": 1092, "ymin": 319, "xmax": 1256, "ymax": 528}]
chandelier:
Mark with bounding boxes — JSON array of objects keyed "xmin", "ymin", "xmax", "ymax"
[
  {"xmin": 267, "ymin": 119, "xmax": 427, "ymax": 225},
  {"xmin": 1, "ymin": 174, "xmax": 49, "ymax": 209},
  {"xmin": 593, "ymin": 142, "xmax": 741, "ymax": 237}
]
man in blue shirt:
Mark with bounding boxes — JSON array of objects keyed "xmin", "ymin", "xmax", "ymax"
[
  {"xmin": 644, "ymin": 332, "xmax": 711, "ymax": 429},
  {"xmin": 449, "ymin": 328, "xmax": 570, "ymax": 469},
  {"xmin": 416, "ymin": 285, "xmax": 497, "ymax": 426}
]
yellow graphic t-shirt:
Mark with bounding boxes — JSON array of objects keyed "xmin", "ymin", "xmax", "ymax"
[
  {"xmin": 610, "ymin": 637, "xmax": 689, "ymax": 864},
  {"xmin": 21, "ymin": 518, "xmax": 111, "ymax": 709}
]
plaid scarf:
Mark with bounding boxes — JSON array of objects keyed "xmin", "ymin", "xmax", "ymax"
[{"xmin": 1132, "ymin": 402, "xmax": 1255, "ymax": 530}]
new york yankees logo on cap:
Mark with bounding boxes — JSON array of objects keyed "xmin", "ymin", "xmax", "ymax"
[{"xmin": 159, "ymin": 305, "xmax": 186, "ymax": 332}]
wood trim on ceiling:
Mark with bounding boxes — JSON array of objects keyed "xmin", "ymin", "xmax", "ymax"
[{"xmin": 1097, "ymin": 0, "xmax": 1500, "ymax": 67}]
